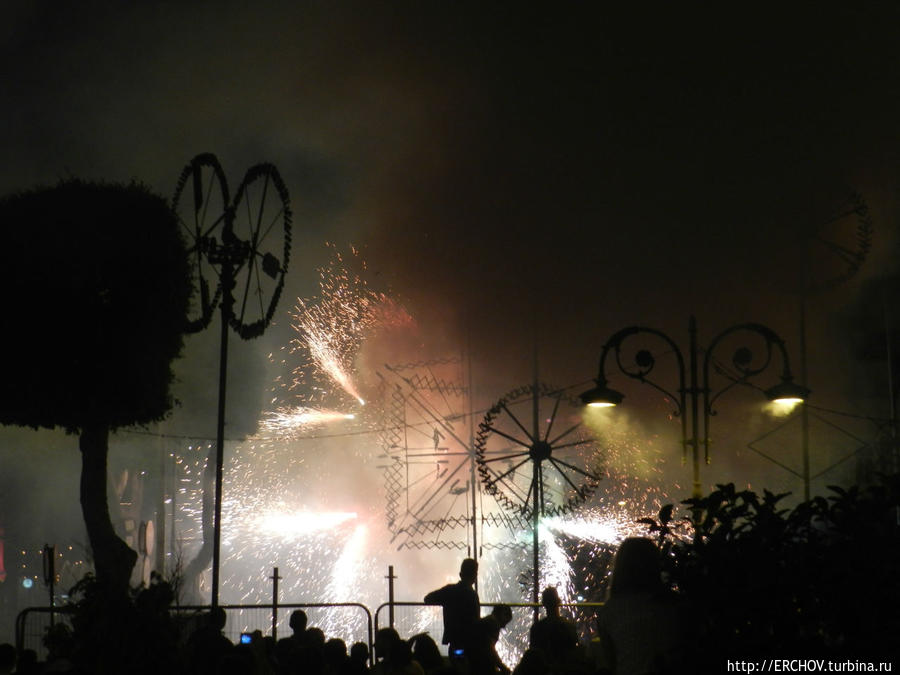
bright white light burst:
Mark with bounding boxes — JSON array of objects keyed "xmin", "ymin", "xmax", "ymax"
[
  {"xmin": 256, "ymin": 510, "xmax": 358, "ymax": 539},
  {"xmin": 543, "ymin": 514, "xmax": 628, "ymax": 545}
]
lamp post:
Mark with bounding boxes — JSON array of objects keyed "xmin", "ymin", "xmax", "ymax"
[{"xmin": 580, "ymin": 316, "xmax": 809, "ymax": 499}]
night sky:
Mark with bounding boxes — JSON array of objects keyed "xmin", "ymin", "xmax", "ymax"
[
  {"xmin": 4, "ymin": 5, "xmax": 899, "ymax": 371},
  {"xmin": 2, "ymin": 1, "xmax": 900, "ymax": 614}
]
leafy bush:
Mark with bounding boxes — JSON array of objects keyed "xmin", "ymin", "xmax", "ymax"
[{"xmin": 639, "ymin": 474, "xmax": 900, "ymax": 662}]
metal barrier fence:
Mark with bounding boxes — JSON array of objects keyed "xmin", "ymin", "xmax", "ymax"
[
  {"xmin": 18, "ymin": 598, "xmax": 601, "ymax": 668},
  {"xmin": 16, "ymin": 602, "xmax": 372, "ymax": 662},
  {"xmin": 374, "ymin": 601, "xmax": 604, "ymax": 638},
  {"xmin": 221, "ymin": 602, "xmax": 372, "ymax": 650},
  {"xmin": 375, "ymin": 602, "xmax": 605, "ymax": 666},
  {"xmin": 14, "ymin": 607, "xmax": 73, "ymax": 659}
]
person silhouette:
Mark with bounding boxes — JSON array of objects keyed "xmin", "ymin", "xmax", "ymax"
[
  {"xmin": 345, "ymin": 641, "xmax": 371, "ymax": 675},
  {"xmin": 289, "ymin": 609, "xmax": 308, "ymax": 642},
  {"xmin": 468, "ymin": 604, "xmax": 513, "ymax": 675},
  {"xmin": 594, "ymin": 537, "xmax": 686, "ymax": 675},
  {"xmin": 371, "ymin": 627, "xmax": 403, "ymax": 675},
  {"xmin": 186, "ymin": 606, "xmax": 233, "ymax": 675},
  {"xmin": 0, "ymin": 644, "xmax": 15, "ymax": 675},
  {"xmin": 528, "ymin": 587, "xmax": 578, "ymax": 668},
  {"xmin": 408, "ymin": 633, "xmax": 446, "ymax": 675},
  {"xmin": 424, "ymin": 557, "xmax": 480, "ymax": 657},
  {"xmin": 324, "ymin": 637, "xmax": 349, "ymax": 675},
  {"xmin": 276, "ymin": 608, "xmax": 308, "ymax": 672}
]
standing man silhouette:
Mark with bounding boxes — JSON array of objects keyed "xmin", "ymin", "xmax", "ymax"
[
  {"xmin": 424, "ymin": 558, "xmax": 480, "ymax": 657},
  {"xmin": 529, "ymin": 586, "xmax": 579, "ymax": 667}
]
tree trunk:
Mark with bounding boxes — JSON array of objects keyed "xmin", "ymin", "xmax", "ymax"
[
  {"xmin": 181, "ymin": 444, "xmax": 215, "ymax": 602},
  {"xmin": 79, "ymin": 424, "xmax": 137, "ymax": 594}
]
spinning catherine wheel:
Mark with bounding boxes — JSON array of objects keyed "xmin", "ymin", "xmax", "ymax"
[
  {"xmin": 172, "ymin": 154, "xmax": 292, "ymax": 339},
  {"xmin": 475, "ymin": 383, "xmax": 604, "ymax": 520},
  {"xmin": 228, "ymin": 164, "xmax": 292, "ymax": 339},
  {"xmin": 805, "ymin": 190, "xmax": 873, "ymax": 293},
  {"xmin": 173, "ymin": 153, "xmax": 230, "ymax": 333}
]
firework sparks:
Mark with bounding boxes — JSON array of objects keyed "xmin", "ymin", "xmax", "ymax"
[
  {"xmin": 269, "ymin": 243, "xmax": 417, "ymax": 443},
  {"xmin": 256, "ymin": 510, "xmax": 358, "ymax": 539},
  {"xmin": 163, "ymin": 254, "xmax": 679, "ymax": 660},
  {"xmin": 321, "ymin": 524, "xmax": 369, "ymax": 638},
  {"xmin": 290, "ymin": 248, "xmax": 387, "ymax": 405},
  {"xmin": 282, "ymin": 245, "xmax": 406, "ymax": 410},
  {"xmin": 294, "ymin": 305, "xmax": 367, "ymax": 405},
  {"xmin": 538, "ymin": 523, "xmax": 576, "ymax": 602},
  {"xmin": 543, "ymin": 513, "xmax": 629, "ymax": 546},
  {"xmin": 167, "ymin": 429, "xmax": 673, "ymax": 661},
  {"xmin": 261, "ymin": 406, "xmax": 355, "ymax": 435}
]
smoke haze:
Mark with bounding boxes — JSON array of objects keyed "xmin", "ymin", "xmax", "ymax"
[{"xmin": 3, "ymin": 1, "xmax": 900, "ymax": 646}]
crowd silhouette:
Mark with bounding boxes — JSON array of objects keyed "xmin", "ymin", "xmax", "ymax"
[
  {"xmin": 1, "ymin": 544, "xmax": 673, "ymax": 674},
  {"xmin": 7, "ymin": 519, "xmax": 894, "ymax": 674}
]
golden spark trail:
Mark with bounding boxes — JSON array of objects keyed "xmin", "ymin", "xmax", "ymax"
[
  {"xmin": 294, "ymin": 306, "xmax": 367, "ymax": 405},
  {"xmin": 262, "ymin": 406, "xmax": 355, "ymax": 435}
]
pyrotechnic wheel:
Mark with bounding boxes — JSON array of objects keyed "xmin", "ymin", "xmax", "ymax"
[
  {"xmin": 173, "ymin": 153, "xmax": 231, "ymax": 333},
  {"xmin": 476, "ymin": 383, "xmax": 604, "ymax": 519},
  {"xmin": 227, "ymin": 163, "xmax": 292, "ymax": 339},
  {"xmin": 805, "ymin": 190, "xmax": 873, "ymax": 293}
]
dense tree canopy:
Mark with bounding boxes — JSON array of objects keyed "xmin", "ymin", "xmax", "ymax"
[
  {"xmin": 0, "ymin": 179, "xmax": 191, "ymax": 431},
  {"xmin": 0, "ymin": 179, "xmax": 192, "ymax": 594}
]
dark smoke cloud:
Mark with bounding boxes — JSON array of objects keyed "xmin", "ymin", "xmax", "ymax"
[{"xmin": 2, "ymin": 2, "xmax": 900, "ymax": 633}]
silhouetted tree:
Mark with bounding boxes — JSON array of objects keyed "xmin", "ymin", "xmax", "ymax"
[{"xmin": 0, "ymin": 179, "xmax": 191, "ymax": 595}]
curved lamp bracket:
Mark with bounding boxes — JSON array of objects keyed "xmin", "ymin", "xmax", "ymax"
[
  {"xmin": 599, "ymin": 325, "xmax": 687, "ymax": 418},
  {"xmin": 704, "ymin": 323, "xmax": 793, "ymax": 416}
]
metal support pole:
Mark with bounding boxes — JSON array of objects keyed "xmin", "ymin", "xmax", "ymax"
[
  {"xmin": 531, "ymin": 342, "xmax": 541, "ymax": 623},
  {"xmin": 386, "ymin": 566, "xmax": 396, "ymax": 628},
  {"xmin": 688, "ymin": 317, "xmax": 702, "ymax": 499},
  {"xmin": 883, "ymin": 286, "xmax": 898, "ymax": 473},
  {"xmin": 467, "ymin": 341, "xmax": 479, "ymax": 583},
  {"xmin": 211, "ymin": 295, "xmax": 229, "ymax": 609},
  {"xmin": 211, "ymin": 246, "xmax": 238, "ymax": 610},
  {"xmin": 532, "ymin": 474, "xmax": 540, "ymax": 623},
  {"xmin": 271, "ymin": 567, "xmax": 281, "ymax": 639},
  {"xmin": 43, "ymin": 545, "xmax": 55, "ymax": 627},
  {"xmin": 170, "ymin": 451, "xmax": 177, "ymax": 589},
  {"xmin": 800, "ymin": 297, "xmax": 811, "ymax": 501}
]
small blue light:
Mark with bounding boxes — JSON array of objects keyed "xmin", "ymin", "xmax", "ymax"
[{"xmin": 22, "ymin": 578, "xmax": 34, "ymax": 589}]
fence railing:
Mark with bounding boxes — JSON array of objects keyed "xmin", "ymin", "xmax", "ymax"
[
  {"xmin": 18, "ymin": 599, "xmax": 602, "ymax": 666},
  {"xmin": 16, "ymin": 602, "xmax": 372, "ymax": 662},
  {"xmin": 374, "ymin": 601, "xmax": 604, "ymax": 667},
  {"xmin": 374, "ymin": 602, "xmax": 604, "ymax": 643}
]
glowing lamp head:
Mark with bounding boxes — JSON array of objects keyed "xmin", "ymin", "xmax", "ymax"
[
  {"xmin": 580, "ymin": 379, "xmax": 624, "ymax": 408},
  {"xmin": 764, "ymin": 378, "xmax": 810, "ymax": 405}
]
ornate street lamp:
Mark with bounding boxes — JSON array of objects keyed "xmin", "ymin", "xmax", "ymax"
[{"xmin": 580, "ymin": 316, "xmax": 809, "ymax": 498}]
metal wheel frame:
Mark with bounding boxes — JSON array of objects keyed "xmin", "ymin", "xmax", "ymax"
[
  {"xmin": 227, "ymin": 163, "xmax": 292, "ymax": 339},
  {"xmin": 475, "ymin": 383, "xmax": 603, "ymax": 520},
  {"xmin": 172, "ymin": 153, "xmax": 230, "ymax": 333}
]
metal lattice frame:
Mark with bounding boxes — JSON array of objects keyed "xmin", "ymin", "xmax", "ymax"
[{"xmin": 377, "ymin": 358, "xmax": 528, "ymax": 551}]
